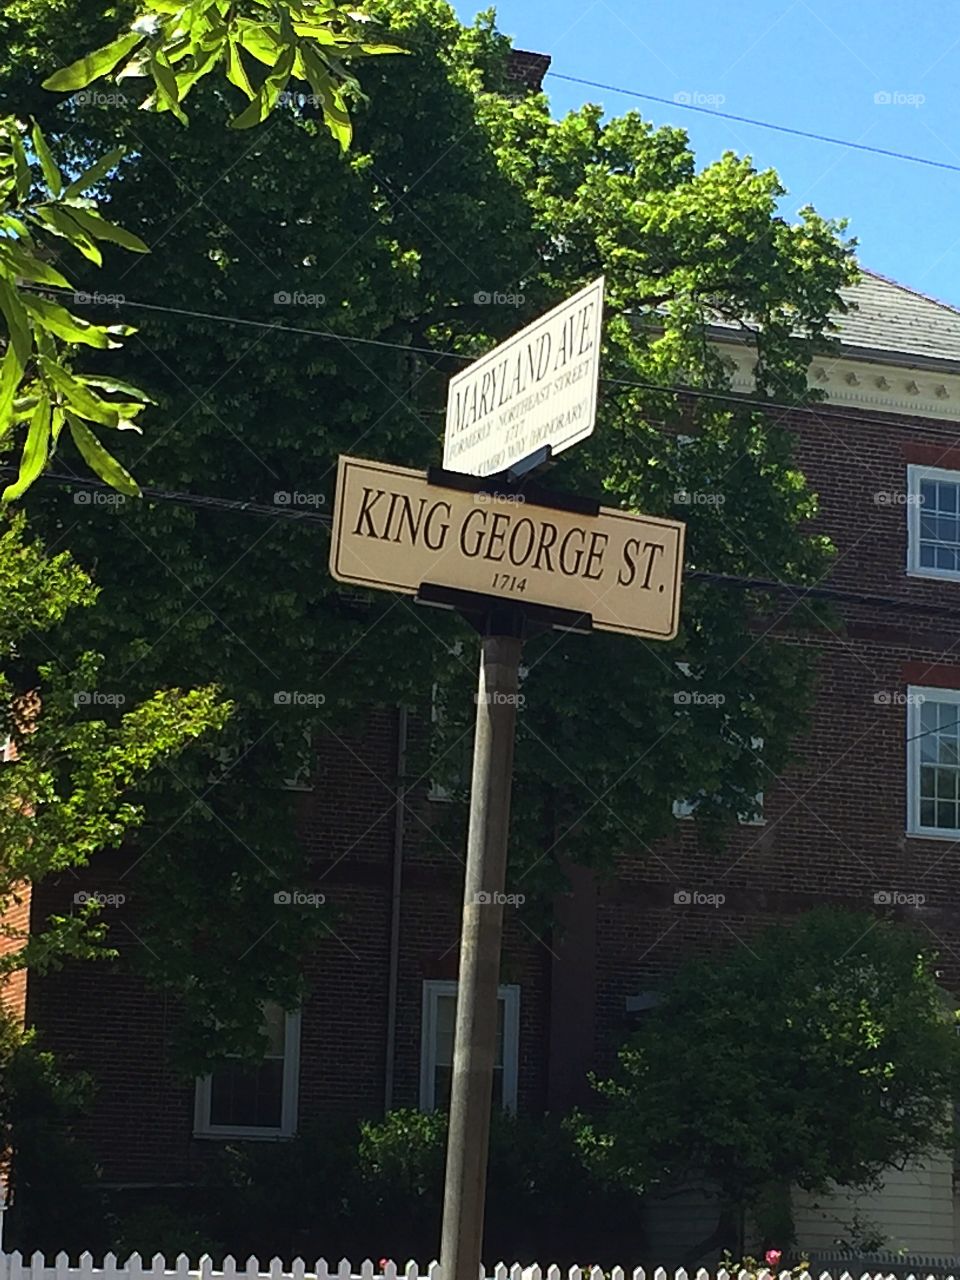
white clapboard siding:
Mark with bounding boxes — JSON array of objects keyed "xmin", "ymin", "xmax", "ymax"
[{"xmin": 793, "ymin": 1149, "xmax": 957, "ymax": 1257}]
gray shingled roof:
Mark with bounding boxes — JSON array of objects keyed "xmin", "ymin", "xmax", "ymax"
[{"xmin": 833, "ymin": 270, "xmax": 960, "ymax": 369}]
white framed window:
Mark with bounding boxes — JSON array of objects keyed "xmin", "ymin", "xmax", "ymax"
[
  {"xmin": 194, "ymin": 1003, "xmax": 301, "ymax": 1139},
  {"xmin": 907, "ymin": 686, "xmax": 960, "ymax": 838},
  {"xmin": 907, "ymin": 465, "xmax": 960, "ymax": 580},
  {"xmin": 419, "ymin": 980, "xmax": 520, "ymax": 1113}
]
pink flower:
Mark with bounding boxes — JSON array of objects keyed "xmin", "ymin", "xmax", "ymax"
[{"xmin": 765, "ymin": 1250, "xmax": 782, "ymax": 1268}]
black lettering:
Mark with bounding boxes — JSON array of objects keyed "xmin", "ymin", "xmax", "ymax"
[
  {"xmin": 354, "ymin": 487, "xmax": 386, "ymax": 538},
  {"xmin": 485, "ymin": 512, "xmax": 510, "ymax": 562},
  {"xmin": 639, "ymin": 540, "xmax": 665, "ymax": 589},
  {"xmin": 508, "ymin": 518, "xmax": 536, "ymax": 566},
  {"xmin": 395, "ymin": 495, "xmax": 428, "ymax": 545},
  {"xmin": 558, "ymin": 527, "xmax": 586, "ymax": 576},
  {"xmin": 583, "ymin": 530, "xmax": 608, "ymax": 580},
  {"xmin": 424, "ymin": 500, "xmax": 451, "ymax": 550},
  {"xmin": 618, "ymin": 537, "xmax": 640, "ymax": 587},
  {"xmin": 577, "ymin": 301, "xmax": 595, "ymax": 355},
  {"xmin": 460, "ymin": 508, "xmax": 487, "ymax": 557},
  {"xmin": 533, "ymin": 521, "xmax": 558, "ymax": 571}
]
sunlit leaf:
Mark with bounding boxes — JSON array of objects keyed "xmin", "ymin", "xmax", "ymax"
[
  {"xmin": 66, "ymin": 413, "xmax": 141, "ymax": 496},
  {"xmin": 42, "ymin": 32, "xmax": 144, "ymax": 92},
  {"xmin": 64, "ymin": 207, "xmax": 150, "ymax": 254},
  {"xmin": 0, "ymin": 278, "xmax": 32, "ymax": 368},
  {"xmin": 21, "ymin": 295, "xmax": 115, "ymax": 348},
  {"xmin": 63, "ymin": 148, "xmax": 126, "ymax": 200},
  {"xmin": 31, "ymin": 121, "xmax": 62, "ymax": 198},
  {"xmin": 2, "ymin": 394, "xmax": 52, "ymax": 502}
]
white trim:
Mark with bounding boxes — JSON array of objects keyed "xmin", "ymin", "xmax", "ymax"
[
  {"xmin": 720, "ymin": 342, "xmax": 960, "ymax": 423},
  {"xmin": 193, "ymin": 1008, "xmax": 301, "ymax": 1140},
  {"xmin": 906, "ymin": 686, "xmax": 960, "ymax": 839},
  {"xmin": 906, "ymin": 464, "xmax": 960, "ymax": 582},
  {"xmin": 419, "ymin": 979, "xmax": 520, "ymax": 1113}
]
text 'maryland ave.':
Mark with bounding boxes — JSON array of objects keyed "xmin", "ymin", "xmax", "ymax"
[{"xmin": 443, "ymin": 278, "xmax": 605, "ymax": 477}]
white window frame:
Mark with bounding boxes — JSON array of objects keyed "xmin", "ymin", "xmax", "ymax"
[
  {"xmin": 419, "ymin": 979, "xmax": 520, "ymax": 1113},
  {"xmin": 907, "ymin": 685, "xmax": 960, "ymax": 839},
  {"xmin": 907, "ymin": 464, "xmax": 960, "ymax": 582},
  {"xmin": 193, "ymin": 1008, "xmax": 301, "ymax": 1140}
]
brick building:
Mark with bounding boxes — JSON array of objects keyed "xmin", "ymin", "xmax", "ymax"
[{"xmin": 9, "ymin": 268, "xmax": 960, "ymax": 1259}]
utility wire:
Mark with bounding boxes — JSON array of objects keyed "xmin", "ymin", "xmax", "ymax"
[
  {"xmin": 13, "ymin": 466, "xmax": 960, "ymax": 625},
  {"xmin": 547, "ymin": 72, "xmax": 960, "ymax": 176},
  {"xmin": 19, "ymin": 285, "xmax": 960, "ymax": 438}
]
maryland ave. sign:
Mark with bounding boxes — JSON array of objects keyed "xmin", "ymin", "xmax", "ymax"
[
  {"xmin": 443, "ymin": 278, "xmax": 605, "ymax": 477},
  {"xmin": 330, "ymin": 456, "xmax": 685, "ymax": 640}
]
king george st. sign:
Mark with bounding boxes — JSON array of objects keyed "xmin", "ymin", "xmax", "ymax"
[
  {"xmin": 329, "ymin": 456, "xmax": 685, "ymax": 640},
  {"xmin": 443, "ymin": 277, "xmax": 605, "ymax": 477}
]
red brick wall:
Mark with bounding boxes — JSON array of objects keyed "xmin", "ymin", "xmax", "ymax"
[
  {"xmin": 23, "ymin": 397, "xmax": 960, "ymax": 1184},
  {"xmin": 0, "ymin": 884, "xmax": 32, "ymax": 1027}
]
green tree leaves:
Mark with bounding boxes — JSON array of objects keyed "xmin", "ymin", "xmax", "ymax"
[
  {"xmin": 0, "ymin": 117, "xmax": 151, "ymax": 501},
  {"xmin": 580, "ymin": 909, "xmax": 960, "ymax": 1245},
  {"xmin": 41, "ymin": 0, "xmax": 407, "ymax": 149},
  {"xmin": 0, "ymin": 512, "xmax": 231, "ymax": 974}
]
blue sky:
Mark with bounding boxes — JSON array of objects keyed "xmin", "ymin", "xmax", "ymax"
[{"xmin": 455, "ymin": 0, "xmax": 960, "ymax": 307}]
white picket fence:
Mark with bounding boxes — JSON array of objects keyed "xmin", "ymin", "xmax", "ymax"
[{"xmin": 1, "ymin": 1261, "xmax": 959, "ymax": 1280}]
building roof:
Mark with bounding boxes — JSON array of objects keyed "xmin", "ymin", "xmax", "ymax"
[{"xmin": 833, "ymin": 270, "xmax": 960, "ymax": 370}]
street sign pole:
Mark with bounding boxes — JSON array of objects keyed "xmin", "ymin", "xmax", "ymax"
[{"xmin": 439, "ymin": 614, "xmax": 524, "ymax": 1280}]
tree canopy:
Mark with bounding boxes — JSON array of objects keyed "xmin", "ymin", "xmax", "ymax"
[
  {"xmin": 0, "ymin": 511, "xmax": 229, "ymax": 974},
  {"xmin": 578, "ymin": 909, "xmax": 960, "ymax": 1255},
  {"xmin": 1, "ymin": 0, "xmax": 857, "ymax": 1063}
]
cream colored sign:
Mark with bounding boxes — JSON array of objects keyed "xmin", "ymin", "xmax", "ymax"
[
  {"xmin": 443, "ymin": 277, "xmax": 605, "ymax": 477},
  {"xmin": 330, "ymin": 456, "xmax": 685, "ymax": 640}
]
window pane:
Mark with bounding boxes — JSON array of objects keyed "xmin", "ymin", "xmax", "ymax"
[
  {"xmin": 937, "ymin": 800, "xmax": 958, "ymax": 830},
  {"xmin": 433, "ymin": 1064, "xmax": 505, "ymax": 1111},
  {"xmin": 434, "ymin": 995, "xmax": 505, "ymax": 1069},
  {"xmin": 431, "ymin": 993, "xmax": 507, "ymax": 1110},
  {"xmin": 921, "ymin": 798, "xmax": 937, "ymax": 827},
  {"xmin": 209, "ymin": 1057, "xmax": 284, "ymax": 1129}
]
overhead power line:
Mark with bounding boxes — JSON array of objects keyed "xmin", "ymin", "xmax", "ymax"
[
  {"xmin": 547, "ymin": 72, "xmax": 960, "ymax": 176},
  {"xmin": 12, "ymin": 466, "xmax": 960, "ymax": 626},
  {"xmin": 19, "ymin": 285, "xmax": 959, "ymax": 439}
]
